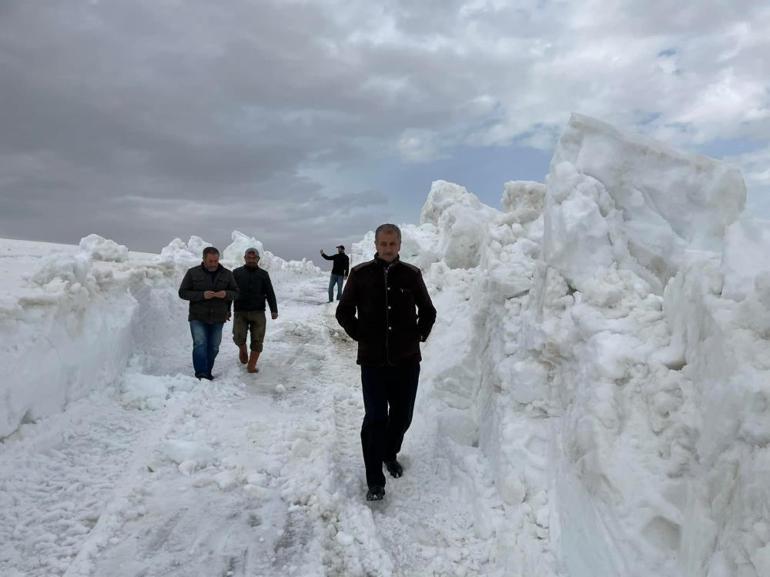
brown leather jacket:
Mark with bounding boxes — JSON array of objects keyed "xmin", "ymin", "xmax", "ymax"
[{"xmin": 336, "ymin": 255, "xmax": 436, "ymax": 366}]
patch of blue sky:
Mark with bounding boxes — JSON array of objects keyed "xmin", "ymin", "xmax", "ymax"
[{"xmin": 377, "ymin": 143, "xmax": 551, "ymax": 213}]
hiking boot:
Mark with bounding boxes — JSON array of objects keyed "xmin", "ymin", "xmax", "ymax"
[
  {"xmin": 247, "ymin": 350, "xmax": 260, "ymax": 373},
  {"xmin": 366, "ymin": 486, "xmax": 385, "ymax": 501},
  {"xmin": 385, "ymin": 459, "xmax": 403, "ymax": 478},
  {"xmin": 238, "ymin": 344, "xmax": 248, "ymax": 364}
]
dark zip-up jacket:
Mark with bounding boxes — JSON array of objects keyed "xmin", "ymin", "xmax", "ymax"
[
  {"xmin": 336, "ymin": 255, "xmax": 436, "ymax": 366},
  {"xmin": 232, "ymin": 265, "xmax": 278, "ymax": 313},
  {"xmin": 322, "ymin": 252, "xmax": 350, "ymax": 276},
  {"xmin": 178, "ymin": 264, "xmax": 239, "ymax": 323}
]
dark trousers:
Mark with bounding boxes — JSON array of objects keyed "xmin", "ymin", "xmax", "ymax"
[{"xmin": 360, "ymin": 363, "xmax": 420, "ymax": 488}]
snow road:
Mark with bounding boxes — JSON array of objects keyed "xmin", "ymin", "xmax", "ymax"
[{"xmin": 1, "ymin": 275, "xmax": 518, "ymax": 577}]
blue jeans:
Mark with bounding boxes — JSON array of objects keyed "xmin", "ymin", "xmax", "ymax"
[
  {"xmin": 329, "ymin": 274, "xmax": 344, "ymax": 302},
  {"xmin": 189, "ymin": 320, "xmax": 224, "ymax": 378}
]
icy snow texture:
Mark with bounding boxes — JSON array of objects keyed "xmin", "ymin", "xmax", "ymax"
[
  {"xmin": 78, "ymin": 234, "xmax": 129, "ymax": 262},
  {"xmin": 0, "ymin": 233, "xmax": 318, "ymax": 438},
  {"xmin": 159, "ymin": 231, "xmax": 320, "ymax": 276},
  {"xmin": 545, "ymin": 114, "xmax": 746, "ymax": 294},
  {"xmin": 350, "ymin": 114, "xmax": 761, "ymax": 576},
  {"xmin": 1, "ymin": 114, "xmax": 767, "ymax": 577}
]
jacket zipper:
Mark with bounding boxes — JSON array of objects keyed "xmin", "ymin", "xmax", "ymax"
[{"xmin": 384, "ymin": 263, "xmax": 391, "ymax": 365}]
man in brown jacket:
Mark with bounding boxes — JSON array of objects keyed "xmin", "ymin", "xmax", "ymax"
[
  {"xmin": 336, "ymin": 224, "xmax": 436, "ymax": 501},
  {"xmin": 178, "ymin": 246, "xmax": 239, "ymax": 380}
]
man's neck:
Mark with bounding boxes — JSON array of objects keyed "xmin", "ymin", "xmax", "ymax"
[{"xmin": 376, "ymin": 254, "xmax": 398, "ymax": 266}]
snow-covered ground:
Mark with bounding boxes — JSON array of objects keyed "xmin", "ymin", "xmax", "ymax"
[{"xmin": 2, "ymin": 114, "xmax": 770, "ymax": 576}]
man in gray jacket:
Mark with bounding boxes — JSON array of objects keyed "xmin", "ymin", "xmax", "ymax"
[{"xmin": 178, "ymin": 246, "xmax": 239, "ymax": 380}]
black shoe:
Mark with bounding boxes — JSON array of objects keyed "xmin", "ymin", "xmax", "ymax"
[
  {"xmin": 196, "ymin": 373, "xmax": 214, "ymax": 381},
  {"xmin": 366, "ymin": 486, "xmax": 385, "ymax": 501},
  {"xmin": 385, "ymin": 459, "xmax": 403, "ymax": 478}
]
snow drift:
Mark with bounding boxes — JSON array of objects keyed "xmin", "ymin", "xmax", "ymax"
[
  {"xmin": 350, "ymin": 114, "xmax": 765, "ymax": 576},
  {"xmin": 0, "ymin": 234, "xmax": 319, "ymax": 439},
  {"xmin": 2, "ymin": 113, "xmax": 767, "ymax": 576}
]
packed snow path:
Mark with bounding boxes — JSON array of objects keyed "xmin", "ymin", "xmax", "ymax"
[{"xmin": 1, "ymin": 275, "xmax": 519, "ymax": 577}]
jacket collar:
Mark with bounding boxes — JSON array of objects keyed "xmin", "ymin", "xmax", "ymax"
[{"xmin": 374, "ymin": 254, "xmax": 400, "ymax": 268}]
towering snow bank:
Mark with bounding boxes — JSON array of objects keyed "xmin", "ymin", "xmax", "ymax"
[
  {"xmin": 0, "ymin": 232, "xmax": 323, "ymax": 439},
  {"xmin": 545, "ymin": 114, "xmax": 745, "ymax": 294},
  {"xmin": 351, "ymin": 115, "xmax": 758, "ymax": 576},
  {"xmin": 0, "ymin": 241, "xmax": 142, "ymax": 438}
]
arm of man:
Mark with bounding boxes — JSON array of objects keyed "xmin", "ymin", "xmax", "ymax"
[
  {"xmin": 335, "ymin": 270, "xmax": 359, "ymax": 340},
  {"xmin": 265, "ymin": 273, "xmax": 278, "ymax": 318},
  {"xmin": 415, "ymin": 272, "xmax": 436, "ymax": 342},
  {"xmin": 224, "ymin": 271, "xmax": 240, "ymax": 301},
  {"xmin": 178, "ymin": 269, "xmax": 204, "ymax": 301},
  {"xmin": 343, "ymin": 255, "xmax": 349, "ymax": 278},
  {"xmin": 321, "ymin": 251, "xmax": 333, "ymax": 260}
]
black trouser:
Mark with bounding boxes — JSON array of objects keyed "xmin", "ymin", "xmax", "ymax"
[{"xmin": 360, "ymin": 363, "xmax": 420, "ymax": 488}]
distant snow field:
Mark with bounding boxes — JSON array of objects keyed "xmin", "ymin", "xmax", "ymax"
[{"xmin": 2, "ymin": 115, "xmax": 769, "ymax": 577}]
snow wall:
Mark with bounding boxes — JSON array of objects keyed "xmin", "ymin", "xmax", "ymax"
[
  {"xmin": 3, "ymin": 113, "xmax": 770, "ymax": 576},
  {"xmin": 0, "ymin": 232, "xmax": 319, "ymax": 439},
  {"xmin": 351, "ymin": 114, "xmax": 766, "ymax": 576}
]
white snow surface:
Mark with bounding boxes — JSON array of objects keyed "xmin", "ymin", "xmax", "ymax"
[{"xmin": 2, "ymin": 114, "xmax": 768, "ymax": 577}]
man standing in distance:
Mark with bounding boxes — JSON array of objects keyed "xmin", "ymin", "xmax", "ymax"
[
  {"xmin": 232, "ymin": 248, "xmax": 278, "ymax": 373},
  {"xmin": 320, "ymin": 245, "xmax": 349, "ymax": 302},
  {"xmin": 178, "ymin": 246, "xmax": 239, "ymax": 380},
  {"xmin": 336, "ymin": 224, "xmax": 436, "ymax": 501}
]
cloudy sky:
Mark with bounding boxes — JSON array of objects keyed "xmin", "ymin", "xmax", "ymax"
[{"xmin": 1, "ymin": 0, "xmax": 769, "ymax": 262}]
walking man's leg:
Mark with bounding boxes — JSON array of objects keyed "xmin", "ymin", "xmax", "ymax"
[
  {"xmin": 247, "ymin": 311, "xmax": 266, "ymax": 373},
  {"xmin": 189, "ymin": 320, "xmax": 210, "ymax": 378},
  {"xmin": 233, "ymin": 312, "xmax": 249, "ymax": 364},
  {"xmin": 206, "ymin": 322, "xmax": 224, "ymax": 377},
  {"xmin": 384, "ymin": 363, "xmax": 420, "ymax": 476},
  {"xmin": 361, "ymin": 366, "xmax": 389, "ymax": 498}
]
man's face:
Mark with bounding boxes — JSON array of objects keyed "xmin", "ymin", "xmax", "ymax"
[
  {"xmin": 375, "ymin": 231, "xmax": 400, "ymax": 263},
  {"xmin": 203, "ymin": 253, "xmax": 219, "ymax": 270},
  {"xmin": 244, "ymin": 252, "xmax": 259, "ymax": 267},
  {"xmin": 337, "ymin": 247, "xmax": 344, "ymax": 254}
]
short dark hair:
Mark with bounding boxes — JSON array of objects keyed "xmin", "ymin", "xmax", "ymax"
[
  {"xmin": 202, "ymin": 246, "xmax": 220, "ymax": 258},
  {"xmin": 375, "ymin": 223, "xmax": 401, "ymax": 242}
]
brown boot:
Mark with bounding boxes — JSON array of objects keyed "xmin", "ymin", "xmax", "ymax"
[
  {"xmin": 238, "ymin": 344, "xmax": 248, "ymax": 364},
  {"xmin": 247, "ymin": 350, "xmax": 261, "ymax": 373}
]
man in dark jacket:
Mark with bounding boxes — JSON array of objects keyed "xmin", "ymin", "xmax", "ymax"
[
  {"xmin": 320, "ymin": 245, "xmax": 349, "ymax": 302},
  {"xmin": 336, "ymin": 224, "xmax": 436, "ymax": 501},
  {"xmin": 178, "ymin": 246, "xmax": 239, "ymax": 380},
  {"xmin": 232, "ymin": 247, "xmax": 278, "ymax": 373}
]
